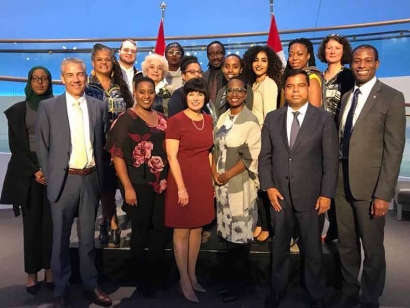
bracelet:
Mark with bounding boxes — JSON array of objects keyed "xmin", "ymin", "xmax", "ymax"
[{"xmin": 178, "ymin": 189, "xmax": 187, "ymax": 195}]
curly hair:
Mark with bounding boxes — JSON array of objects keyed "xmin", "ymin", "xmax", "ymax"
[
  {"xmin": 317, "ymin": 34, "xmax": 352, "ymax": 64},
  {"xmin": 141, "ymin": 54, "xmax": 169, "ymax": 78},
  {"xmin": 91, "ymin": 43, "xmax": 134, "ymax": 108},
  {"xmin": 286, "ymin": 38, "xmax": 316, "ymax": 69},
  {"xmin": 242, "ymin": 45, "xmax": 283, "ymax": 85}
]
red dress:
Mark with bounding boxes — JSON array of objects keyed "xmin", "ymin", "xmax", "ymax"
[{"xmin": 165, "ymin": 111, "xmax": 215, "ymax": 228}]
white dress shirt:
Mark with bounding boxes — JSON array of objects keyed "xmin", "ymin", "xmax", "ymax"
[
  {"xmin": 287, "ymin": 102, "xmax": 309, "ymax": 146},
  {"xmin": 120, "ymin": 64, "xmax": 135, "ymax": 94},
  {"xmin": 66, "ymin": 92, "xmax": 95, "ymax": 168},
  {"xmin": 341, "ymin": 76, "xmax": 377, "ymax": 133}
]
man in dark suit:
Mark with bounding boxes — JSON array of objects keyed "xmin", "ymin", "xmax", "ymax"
[
  {"xmin": 36, "ymin": 58, "xmax": 111, "ymax": 308},
  {"xmin": 336, "ymin": 45, "xmax": 405, "ymax": 308},
  {"xmin": 259, "ymin": 69, "xmax": 339, "ymax": 308}
]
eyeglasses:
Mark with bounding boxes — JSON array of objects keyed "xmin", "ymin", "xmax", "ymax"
[
  {"xmin": 328, "ymin": 33, "xmax": 344, "ymax": 38},
  {"xmin": 122, "ymin": 48, "xmax": 137, "ymax": 54},
  {"xmin": 31, "ymin": 76, "xmax": 49, "ymax": 83},
  {"xmin": 208, "ymin": 51, "xmax": 224, "ymax": 57},
  {"xmin": 167, "ymin": 50, "xmax": 182, "ymax": 56},
  {"xmin": 184, "ymin": 69, "xmax": 203, "ymax": 75},
  {"xmin": 226, "ymin": 87, "xmax": 246, "ymax": 94}
]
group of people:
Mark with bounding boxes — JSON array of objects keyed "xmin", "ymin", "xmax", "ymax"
[{"xmin": 0, "ymin": 34, "xmax": 405, "ymax": 308}]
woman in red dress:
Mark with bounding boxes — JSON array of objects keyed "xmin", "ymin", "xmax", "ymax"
[{"xmin": 165, "ymin": 78, "xmax": 214, "ymax": 303}]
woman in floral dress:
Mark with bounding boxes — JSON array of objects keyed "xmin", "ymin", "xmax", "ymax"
[
  {"xmin": 212, "ymin": 77, "xmax": 261, "ymax": 302},
  {"xmin": 105, "ymin": 76, "xmax": 169, "ymax": 298}
]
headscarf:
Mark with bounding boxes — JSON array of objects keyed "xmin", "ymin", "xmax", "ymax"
[
  {"xmin": 165, "ymin": 42, "xmax": 184, "ymax": 58},
  {"xmin": 25, "ymin": 66, "xmax": 53, "ymax": 111}
]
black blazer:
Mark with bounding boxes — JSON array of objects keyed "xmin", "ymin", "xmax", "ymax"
[
  {"xmin": 258, "ymin": 104, "xmax": 339, "ymax": 211},
  {"xmin": 1, "ymin": 101, "xmax": 40, "ymax": 215}
]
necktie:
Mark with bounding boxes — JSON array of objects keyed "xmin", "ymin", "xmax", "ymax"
[
  {"xmin": 342, "ymin": 88, "xmax": 361, "ymax": 158},
  {"xmin": 71, "ymin": 100, "xmax": 88, "ymax": 168},
  {"xmin": 290, "ymin": 111, "xmax": 300, "ymax": 149}
]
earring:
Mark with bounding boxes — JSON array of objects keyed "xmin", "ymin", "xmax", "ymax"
[
  {"xmin": 91, "ymin": 69, "xmax": 96, "ymax": 76},
  {"xmin": 111, "ymin": 70, "xmax": 114, "ymax": 78}
]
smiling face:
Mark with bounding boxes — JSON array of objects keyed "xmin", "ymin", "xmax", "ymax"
[
  {"xmin": 288, "ymin": 43, "xmax": 310, "ymax": 69},
  {"xmin": 325, "ymin": 39, "xmax": 343, "ymax": 65},
  {"xmin": 222, "ymin": 56, "xmax": 242, "ymax": 81},
  {"xmin": 61, "ymin": 62, "xmax": 87, "ymax": 99},
  {"xmin": 119, "ymin": 40, "xmax": 137, "ymax": 66},
  {"xmin": 134, "ymin": 81, "xmax": 155, "ymax": 111},
  {"xmin": 351, "ymin": 47, "xmax": 379, "ymax": 86},
  {"xmin": 30, "ymin": 69, "xmax": 50, "ymax": 95},
  {"xmin": 284, "ymin": 73, "xmax": 309, "ymax": 110},
  {"xmin": 226, "ymin": 79, "xmax": 246, "ymax": 109},
  {"xmin": 186, "ymin": 91, "xmax": 205, "ymax": 113},
  {"xmin": 92, "ymin": 49, "xmax": 113, "ymax": 76},
  {"xmin": 182, "ymin": 63, "xmax": 203, "ymax": 82},
  {"xmin": 252, "ymin": 51, "xmax": 268, "ymax": 79},
  {"xmin": 207, "ymin": 43, "xmax": 225, "ymax": 69},
  {"xmin": 146, "ymin": 59, "xmax": 164, "ymax": 84}
]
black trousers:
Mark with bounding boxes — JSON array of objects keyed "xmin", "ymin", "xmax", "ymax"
[
  {"xmin": 224, "ymin": 241, "xmax": 251, "ymax": 293},
  {"xmin": 120, "ymin": 183, "xmax": 168, "ymax": 287},
  {"xmin": 256, "ymin": 191, "xmax": 271, "ymax": 231},
  {"xmin": 21, "ymin": 177, "xmax": 53, "ymax": 274},
  {"xmin": 270, "ymin": 199, "xmax": 325, "ymax": 302},
  {"xmin": 335, "ymin": 162, "xmax": 386, "ymax": 306}
]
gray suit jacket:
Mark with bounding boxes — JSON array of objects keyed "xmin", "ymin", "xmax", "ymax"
[
  {"xmin": 35, "ymin": 93, "xmax": 108, "ymax": 202},
  {"xmin": 259, "ymin": 104, "xmax": 339, "ymax": 211},
  {"xmin": 339, "ymin": 79, "xmax": 406, "ymax": 201}
]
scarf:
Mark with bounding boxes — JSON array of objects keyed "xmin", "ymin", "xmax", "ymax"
[{"xmin": 25, "ymin": 66, "xmax": 53, "ymax": 111}]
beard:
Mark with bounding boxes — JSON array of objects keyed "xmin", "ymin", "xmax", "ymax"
[{"xmin": 120, "ymin": 56, "xmax": 135, "ymax": 66}]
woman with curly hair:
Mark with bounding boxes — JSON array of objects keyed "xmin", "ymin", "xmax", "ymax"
[
  {"xmin": 141, "ymin": 53, "xmax": 174, "ymax": 116},
  {"xmin": 242, "ymin": 45, "xmax": 282, "ymax": 127},
  {"xmin": 285, "ymin": 38, "xmax": 323, "ymax": 107},
  {"xmin": 317, "ymin": 34, "xmax": 355, "ymax": 122},
  {"xmin": 242, "ymin": 45, "xmax": 282, "ymax": 243},
  {"xmin": 86, "ymin": 43, "xmax": 134, "ymax": 248}
]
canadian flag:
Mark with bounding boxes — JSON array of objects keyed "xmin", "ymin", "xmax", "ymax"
[
  {"xmin": 267, "ymin": 14, "xmax": 286, "ymax": 68},
  {"xmin": 155, "ymin": 19, "xmax": 165, "ymax": 56}
]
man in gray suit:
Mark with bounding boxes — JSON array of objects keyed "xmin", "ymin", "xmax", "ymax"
[
  {"xmin": 259, "ymin": 69, "xmax": 339, "ymax": 308},
  {"xmin": 36, "ymin": 58, "xmax": 111, "ymax": 308},
  {"xmin": 336, "ymin": 45, "xmax": 406, "ymax": 308}
]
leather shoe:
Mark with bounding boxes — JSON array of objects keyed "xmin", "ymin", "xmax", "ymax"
[
  {"xmin": 339, "ymin": 294, "xmax": 360, "ymax": 307},
  {"xmin": 216, "ymin": 287, "xmax": 228, "ymax": 295},
  {"xmin": 26, "ymin": 283, "xmax": 41, "ymax": 295},
  {"xmin": 98, "ymin": 223, "xmax": 109, "ymax": 244},
  {"xmin": 84, "ymin": 288, "xmax": 112, "ymax": 307},
  {"xmin": 222, "ymin": 291, "xmax": 238, "ymax": 302},
  {"xmin": 311, "ymin": 300, "xmax": 326, "ymax": 308},
  {"xmin": 360, "ymin": 304, "xmax": 379, "ymax": 308},
  {"xmin": 265, "ymin": 292, "xmax": 282, "ymax": 308},
  {"xmin": 53, "ymin": 296, "xmax": 70, "ymax": 308}
]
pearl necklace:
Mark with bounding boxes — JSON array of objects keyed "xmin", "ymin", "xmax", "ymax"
[{"xmin": 191, "ymin": 116, "xmax": 205, "ymax": 131}]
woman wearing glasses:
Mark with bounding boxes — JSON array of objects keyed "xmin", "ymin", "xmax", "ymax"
[
  {"xmin": 86, "ymin": 43, "xmax": 134, "ymax": 248},
  {"xmin": 165, "ymin": 42, "xmax": 185, "ymax": 89},
  {"xmin": 1, "ymin": 66, "xmax": 54, "ymax": 294},
  {"xmin": 212, "ymin": 77, "xmax": 261, "ymax": 302},
  {"xmin": 167, "ymin": 55, "xmax": 204, "ymax": 117}
]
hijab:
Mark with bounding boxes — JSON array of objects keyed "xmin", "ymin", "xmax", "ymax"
[{"xmin": 25, "ymin": 66, "xmax": 53, "ymax": 111}]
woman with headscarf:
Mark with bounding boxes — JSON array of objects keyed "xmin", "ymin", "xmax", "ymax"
[
  {"xmin": 165, "ymin": 42, "xmax": 185, "ymax": 89},
  {"xmin": 1, "ymin": 66, "xmax": 54, "ymax": 295}
]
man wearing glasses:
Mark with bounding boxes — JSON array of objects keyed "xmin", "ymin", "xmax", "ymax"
[
  {"xmin": 165, "ymin": 42, "xmax": 185, "ymax": 89},
  {"xmin": 118, "ymin": 39, "xmax": 141, "ymax": 94},
  {"xmin": 203, "ymin": 40, "xmax": 226, "ymax": 104}
]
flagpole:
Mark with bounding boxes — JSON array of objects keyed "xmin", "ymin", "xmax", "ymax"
[
  {"xmin": 269, "ymin": 0, "xmax": 274, "ymax": 16},
  {"xmin": 160, "ymin": 1, "xmax": 167, "ymax": 20}
]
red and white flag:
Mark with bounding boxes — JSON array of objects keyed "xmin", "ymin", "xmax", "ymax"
[
  {"xmin": 267, "ymin": 14, "xmax": 286, "ymax": 68},
  {"xmin": 155, "ymin": 19, "xmax": 165, "ymax": 56}
]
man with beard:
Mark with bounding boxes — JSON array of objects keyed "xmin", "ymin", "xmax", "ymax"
[
  {"xmin": 118, "ymin": 39, "xmax": 142, "ymax": 94},
  {"xmin": 203, "ymin": 40, "xmax": 225, "ymax": 104}
]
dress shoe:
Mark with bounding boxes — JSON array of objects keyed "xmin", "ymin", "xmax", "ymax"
[
  {"xmin": 98, "ymin": 223, "xmax": 109, "ymax": 244},
  {"xmin": 179, "ymin": 280, "xmax": 199, "ymax": 303},
  {"xmin": 26, "ymin": 283, "xmax": 40, "ymax": 295},
  {"xmin": 360, "ymin": 304, "xmax": 379, "ymax": 308},
  {"xmin": 84, "ymin": 288, "xmax": 112, "ymax": 307},
  {"xmin": 339, "ymin": 294, "xmax": 360, "ymax": 307},
  {"xmin": 192, "ymin": 282, "xmax": 206, "ymax": 293},
  {"xmin": 108, "ymin": 228, "xmax": 121, "ymax": 248},
  {"xmin": 222, "ymin": 291, "xmax": 238, "ymax": 302},
  {"xmin": 139, "ymin": 285, "xmax": 157, "ymax": 299},
  {"xmin": 311, "ymin": 300, "xmax": 326, "ymax": 308},
  {"xmin": 53, "ymin": 296, "xmax": 70, "ymax": 308},
  {"xmin": 44, "ymin": 273, "xmax": 55, "ymax": 290},
  {"xmin": 216, "ymin": 287, "xmax": 228, "ymax": 295},
  {"xmin": 265, "ymin": 292, "xmax": 282, "ymax": 308}
]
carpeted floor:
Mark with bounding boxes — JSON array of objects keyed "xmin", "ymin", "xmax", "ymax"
[{"xmin": 0, "ymin": 206, "xmax": 409, "ymax": 308}]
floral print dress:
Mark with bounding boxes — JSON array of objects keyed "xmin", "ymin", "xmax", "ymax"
[{"xmin": 105, "ymin": 109, "xmax": 168, "ymax": 193}]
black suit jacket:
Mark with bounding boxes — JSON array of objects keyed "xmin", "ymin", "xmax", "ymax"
[
  {"xmin": 259, "ymin": 104, "xmax": 339, "ymax": 211},
  {"xmin": 1, "ymin": 102, "xmax": 41, "ymax": 214}
]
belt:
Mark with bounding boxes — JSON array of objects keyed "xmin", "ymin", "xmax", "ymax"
[{"xmin": 68, "ymin": 166, "xmax": 95, "ymax": 176}]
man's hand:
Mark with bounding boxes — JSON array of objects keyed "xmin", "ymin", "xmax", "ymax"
[
  {"xmin": 34, "ymin": 170, "xmax": 46, "ymax": 185},
  {"xmin": 267, "ymin": 188, "xmax": 284, "ymax": 212},
  {"xmin": 315, "ymin": 196, "xmax": 331, "ymax": 215},
  {"xmin": 371, "ymin": 198, "xmax": 389, "ymax": 217}
]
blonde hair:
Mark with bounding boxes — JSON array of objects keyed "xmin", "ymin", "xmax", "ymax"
[{"xmin": 141, "ymin": 54, "xmax": 169, "ymax": 78}]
